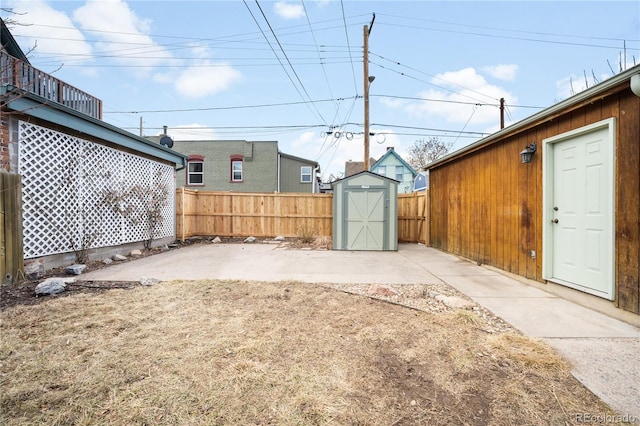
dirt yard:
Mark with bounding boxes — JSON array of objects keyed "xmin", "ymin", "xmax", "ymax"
[{"xmin": 0, "ymin": 275, "xmax": 618, "ymax": 425}]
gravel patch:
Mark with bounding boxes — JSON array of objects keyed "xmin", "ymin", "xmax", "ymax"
[{"xmin": 319, "ymin": 282, "xmax": 515, "ymax": 334}]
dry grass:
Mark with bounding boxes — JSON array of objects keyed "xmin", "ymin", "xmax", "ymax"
[{"xmin": 0, "ymin": 280, "xmax": 616, "ymax": 425}]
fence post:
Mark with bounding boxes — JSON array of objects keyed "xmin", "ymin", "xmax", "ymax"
[
  {"xmin": 1, "ymin": 174, "xmax": 24, "ymax": 284},
  {"xmin": 413, "ymin": 191, "xmax": 419, "ymax": 243},
  {"xmin": 178, "ymin": 187, "xmax": 185, "ymax": 242},
  {"xmin": 423, "ymin": 190, "xmax": 430, "ymax": 245}
]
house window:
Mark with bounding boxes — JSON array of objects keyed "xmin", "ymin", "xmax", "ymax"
[
  {"xmin": 187, "ymin": 155, "xmax": 204, "ymax": 185},
  {"xmin": 377, "ymin": 166, "xmax": 386, "ymax": 176},
  {"xmin": 395, "ymin": 166, "xmax": 404, "ymax": 181},
  {"xmin": 231, "ymin": 155, "xmax": 243, "ymax": 182},
  {"xmin": 301, "ymin": 166, "xmax": 312, "ymax": 183}
]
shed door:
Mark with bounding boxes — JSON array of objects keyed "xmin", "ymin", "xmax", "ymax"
[
  {"xmin": 345, "ymin": 189, "xmax": 386, "ymax": 250},
  {"xmin": 544, "ymin": 119, "xmax": 615, "ymax": 300}
]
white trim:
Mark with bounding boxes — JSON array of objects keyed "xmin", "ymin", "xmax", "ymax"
[
  {"xmin": 186, "ymin": 160, "xmax": 204, "ymax": 185},
  {"xmin": 231, "ymin": 159, "xmax": 243, "ymax": 182},
  {"xmin": 300, "ymin": 165, "xmax": 312, "ymax": 183},
  {"xmin": 542, "ymin": 117, "xmax": 616, "ymax": 300}
]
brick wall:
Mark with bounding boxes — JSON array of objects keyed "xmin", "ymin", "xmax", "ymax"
[{"xmin": 173, "ymin": 140, "xmax": 279, "ymax": 192}]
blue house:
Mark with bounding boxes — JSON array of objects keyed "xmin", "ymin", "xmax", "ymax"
[
  {"xmin": 371, "ymin": 147, "xmax": 417, "ymax": 194},
  {"xmin": 413, "ymin": 171, "xmax": 429, "ymax": 192}
]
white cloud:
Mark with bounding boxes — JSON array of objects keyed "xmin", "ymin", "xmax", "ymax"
[
  {"xmin": 556, "ymin": 69, "xmax": 615, "ymax": 101},
  {"xmin": 4, "ymin": 0, "xmax": 93, "ymax": 67},
  {"xmin": 165, "ymin": 124, "xmax": 220, "ymax": 141},
  {"xmin": 401, "ymin": 68, "xmax": 516, "ymax": 128},
  {"xmin": 73, "ymin": 0, "xmax": 173, "ymax": 73},
  {"xmin": 482, "ymin": 64, "xmax": 518, "ymax": 81},
  {"xmin": 379, "ymin": 97, "xmax": 408, "ymax": 109},
  {"xmin": 174, "ymin": 62, "xmax": 242, "ymax": 98},
  {"xmin": 313, "ymin": 0, "xmax": 331, "ymax": 8},
  {"xmin": 555, "ymin": 74, "xmax": 590, "ymax": 100},
  {"xmin": 274, "ymin": 1, "xmax": 305, "ymax": 19},
  {"xmin": 289, "ymin": 131, "xmax": 316, "ymax": 151}
]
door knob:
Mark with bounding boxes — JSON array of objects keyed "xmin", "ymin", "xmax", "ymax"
[{"xmin": 552, "ymin": 219, "xmax": 559, "ymax": 223}]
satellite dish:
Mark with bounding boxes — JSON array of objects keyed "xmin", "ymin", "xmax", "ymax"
[{"xmin": 159, "ymin": 135, "xmax": 174, "ymax": 148}]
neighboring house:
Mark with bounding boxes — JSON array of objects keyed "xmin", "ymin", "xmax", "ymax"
[
  {"xmin": 1, "ymin": 20, "xmax": 187, "ymax": 271},
  {"xmin": 425, "ymin": 64, "xmax": 640, "ymax": 320},
  {"xmin": 163, "ymin": 138, "xmax": 320, "ymax": 193},
  {"xmin": 371, "ymin": 147, "xmax": 417, "ymax": 194},
  {"xmin": 413, "ymin": 171, "xmax": 429, "ymax": 192},
  {"xmin": 344, "ymin": 157, "xmax": 377, "ymax": 177},
  {"xmin": 278, "ymin": 152, "xmax": 321, "ymax": 193}
]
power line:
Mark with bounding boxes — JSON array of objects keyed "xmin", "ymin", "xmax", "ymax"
[
  {"xmin": 376, "ymin": 21, "xmax": 640, "ymax": 51},
  {"xmin": 124, "ymin": 122, "xmax": 490, "ymax": 137},
  {"xmin": 302, "ymin": 0, "xmax": 341, "ymax": 125},
  {"xmin": 371, "ymin": 123, "xmax": 489, "ymax": 136},
  {"xmin": 47, "ymin": 60, "xmax": 354, "ymax": 68},
  {"xmin": 104, "ymin": 94, "xmax": 544, "ymax": 115},
  {"xmin": 249, "ymin": 0, "xmax": 328, "ymax": 125},
  {"xmin": 370, "ymin": 53, "xmax": 498, "ymax": 103},
  {"xmin": 378, "ymin": 13, "xmax": 640, "ymax": 44},
  {"xmin": 340, "ymin": 0, "xmax": 360, "ymax": 97},
  {"xmin": 103, "ymin": 97, "xmax": 351, "ymax": 114},
  {"xmin": 372, "ymin": 94, "xmax": 545, "ymax": 109}
]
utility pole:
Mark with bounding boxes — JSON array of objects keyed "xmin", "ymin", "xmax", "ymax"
[
  {"xmin": 499, "ymin": 98, "xmax": 505, "ymax": 129},
  {"xmin": 363, "ymin": 13, "xmax": 375, "ymax": 170}
]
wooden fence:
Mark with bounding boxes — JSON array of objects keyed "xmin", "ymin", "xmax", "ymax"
[
  {"xmin": 1, "ymin": 173, "xmax": 23, "ymax": 284},
  {"xmin": 176, "ymin": 189, "xmax": 429, "ymax": 245},
  {"xmin": 398, "ymin": 191, "xmax": 429, "ymax": 244}
]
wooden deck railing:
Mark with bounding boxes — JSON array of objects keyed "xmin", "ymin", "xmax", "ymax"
[{"xmin": 1, "ymin": 50, "xmax": 102, "ymax": 119}]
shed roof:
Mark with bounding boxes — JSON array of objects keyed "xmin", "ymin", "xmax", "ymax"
[
  {"xmin": 331, "ymin": 170, "xmax": 399, "ymax": 186},
  {"xmin": 278, "ymin": 151, "xmax": 320, "ymax": 170},
  {"xmin": 426, "ymin": 64, "xmax": 640, "ymax": 170}
]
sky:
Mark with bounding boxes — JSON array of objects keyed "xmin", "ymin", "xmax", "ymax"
[{"xmin": 2, "ymin": 0, "xmax": 639, "ymax": 180}]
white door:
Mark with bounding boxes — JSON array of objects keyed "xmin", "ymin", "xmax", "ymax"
[
  {"xmin": 345, "ymin": 190, "xmax": 385, "ymax": 250},
  {"xmin": 544, "ymin": 119, "xmax": 615, "ymax": 300}
]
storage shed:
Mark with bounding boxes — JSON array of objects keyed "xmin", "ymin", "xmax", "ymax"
[{"xmin": 332, "ymin": 171, "xmax": 398, "ymax": 251}]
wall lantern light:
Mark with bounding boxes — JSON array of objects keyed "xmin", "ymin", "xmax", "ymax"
[
  {"xmin": 520, "ymin": 143, "xmax": 537, "ymax": 164},
  {"xmin": 630, "ymin": 73, "xmax": 640, "ymax": 97}
]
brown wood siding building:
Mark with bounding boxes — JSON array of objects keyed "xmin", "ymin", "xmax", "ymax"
[{"xmin": 427, "ymin": 66, "xmax": 640, "ymax": 315}]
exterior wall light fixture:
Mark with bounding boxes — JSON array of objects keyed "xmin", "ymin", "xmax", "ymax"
[
  {"xmin": 630, "ymin": 73, "xmax": 640, "ymax": 97},
  {"xmin": 520, "ymin": 143, "xmax": 537, "ymax": 164}
]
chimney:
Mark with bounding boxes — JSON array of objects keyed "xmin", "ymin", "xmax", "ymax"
[{"xmin": 163, "ymin": 125, "xmax": 168, "ymax": 135}]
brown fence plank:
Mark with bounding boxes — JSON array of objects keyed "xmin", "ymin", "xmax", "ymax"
[{"xmin": 176, "ymin": 190, "xmax": 429, "ymax": 244}]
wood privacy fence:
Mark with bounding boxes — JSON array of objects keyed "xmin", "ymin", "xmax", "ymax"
[
  {"xmin": 1, "ymin": 173, "xmax": 24, "ymax": 284},
  {"xmin": 398, "ymin": 191, "xmax": 429, "ymax": 244},
  {"xmin": 176, "ymin": 189, "xmax": 429, "ymax": 245}
]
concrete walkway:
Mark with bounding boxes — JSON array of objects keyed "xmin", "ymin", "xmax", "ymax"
[{"xmin": 82, "ymin": 243, "xmax": 640, "ymax": 421}]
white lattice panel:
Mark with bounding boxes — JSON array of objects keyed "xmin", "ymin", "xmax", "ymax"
[{"xmin": 19, "ymin": 121, "xmax": 175, "ymax": 259}]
